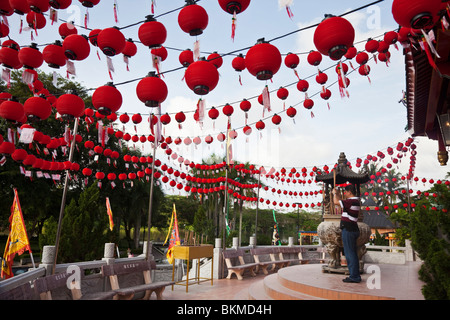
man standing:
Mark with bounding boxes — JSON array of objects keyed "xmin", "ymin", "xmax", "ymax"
[{"xmin": 333, "ymin": 184, "xmax": 362, "ymax": 283}]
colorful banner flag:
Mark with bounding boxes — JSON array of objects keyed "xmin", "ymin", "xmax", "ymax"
[
  {"xmin": 164, "ymin": 204, "xmax": 180, "ymax": 264},
  {"xmin": 106, "ymin": 197, "xmax": 114, "ymax": 231},
  {"xmin": 1, "ymin": 189, "xmax": 32, "ymax": 279},
  {"xmin": 272, "ymin": 210, "xmax": 281, "ymax": 246}
]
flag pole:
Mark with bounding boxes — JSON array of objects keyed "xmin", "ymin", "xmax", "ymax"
[
  {"xmin": 52, "ymin": 117, "xmax": 79, "ymax": 274},
  {"xmin": 145, "ymin": 142, "xmax": 157, "ymax": 261}
]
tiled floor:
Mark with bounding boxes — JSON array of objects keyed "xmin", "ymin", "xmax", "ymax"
[{"xmin": 155, "ymin": 261, "xmax": 425, "ymax": 300}]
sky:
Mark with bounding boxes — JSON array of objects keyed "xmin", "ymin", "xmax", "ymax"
[{"xmin": 4, "ymin": 0, "xmax": 449, "ymax": 207}]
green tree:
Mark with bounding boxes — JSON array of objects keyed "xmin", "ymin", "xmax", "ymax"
[{"xmin": 39, "ymin": 184, "xmax": 111, "ymax": 263}]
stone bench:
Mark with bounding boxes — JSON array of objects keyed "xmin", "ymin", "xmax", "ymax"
[
  {"xmin": 222, "ymin": 249, "xmax": 259, "ymax": 280},
  {"xmin": 250, "ymin": 247, "xmax": 290, "ymax": 274},
  {"xmin": 102, "ymin": 260, "xmax": 175, "ymax": 300}
]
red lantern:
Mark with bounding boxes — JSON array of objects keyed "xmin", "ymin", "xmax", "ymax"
[
  {"xmin": 138, "ymin": 15, "xmax": 167, "ymax": 49},
  {"xmin": 355, "ymin": 51, "xmax": 369, "ymax": 65},
  {"xmin": 384, "ymin": 31, "xmax": 398, "ymax": 45},
  {"xmin": 232, "ymin": 53, "xmax": 245, "ymax": 71},
  {"xmin": 358, "ymin": 64, "xmax": 371, "ymax": 76},
  {"xmin": 243, "ymin": 125, "xmax": 252, "ymax": 135},
  {"xmin": 315, "ymin": 71, "xmax": 328, "ymax": 85},
  {"xmin": 255, "ymin": 120, "xmax": 265, "ymax": 130},
  {"xmin": 132, "ymin": 113, "xmax": 142, "ymax": 125},
  {"xmin": 0, "ymin": 1, "xmax": 13, "ymax": 15},
  {"xmin": 185, "ymin": 58, "xmax": 219, "ymax": 95},
  {"xmin": 222, "ymin": 103, "xmax": 234, "ymax": 117},
  {"xmin": 344, "ymin": 46, "xmax": 357, "ymax": 59},
  {"xmin": 179, "ymin": 49, "xmax": 194, "ymax": 67},
  {"xmin": 208, "ymin": 107, "xmax": 219, "ymax": 120},
  {"xmin": 307, "ymin": 50, "xmax": 322, "ymax": 66},
  {"xmin": 0, "ymin": 99, "xmax": 24, "ymax": 122},
  {"xmin": 0, "ymin": 40, "xmax": 21, "ymax": 69},
  {"xmin": 97, "ymin": 27, "xmax": 126, "ymax": 56},
  {"xmin": 49, "ymin": 0, "xmax": 72, "ymax": 9},
  {"xmin": 271, "ymin": 114, "xmax": 281, "ymax": 125},
  {"xmin": 245, "ymin": 38, "xmax": 282, "ymax": 80},
  {"xmin": 207, "ymin": 51, "xmax": 223, "ymax": 69},
  {"xmin": 119, "ymin": 113, "xmax": 129, "ymax": 124},
  {"xmin": 296, "ymin": 79, "xmax": 309, "ymax": 92},
  {"xmin": 59, "ymin": 22, "xmax": 77, "ymax": 38},
  {"xmin": 218, "ymin": 0, "xmax": 250, "ymax": 14},
  {"xmin": 95, "ymin": 171, "xmax": 105, "ymax": 180},
  {"xmin": 286, "ymin": 106, "xmax": 297, "ymax": 118},
  {"xmin": 63, "ymin": 34, "xmax": 90, "ymax": 61},
  {"xmin": 277, "ymin": 87, "xmax": 289, "ymax": 100},
  {"xmin": 78, "ymin": 0, "xmax": 100, "ymax": 8},
  {"xmin": 0, "ymin": 141, "xmax": 15, "ymax": 154},
  {"xmin": 320, "ymin": 88, "xmax": 332, "ymax": 100},
  {"xmin": 392, "ymin": 0, "xmax": 441, "ymax": 29},
  {"xmin": 175, "ymin": 111, "xmax": 186, "ymax": 124},
  {"xmin": 43, "ymin": 40, "xmax": 66, "ymax": 69},
  {"xmin": 178, "ymin": 1, "xmax": 208, "ymax": 36},
  {"xmin": 313, "ymin": 15, "xmax": 355, "ymax": 60},
  {"xmin": 365, "ymin": 39, "xmax": 379, "ymax": 53},
  {"xmin": 23, "ymin": 95, "xmax": 51, "ymax": 121},
  {"xmin": 26, "ymin": 11, "xmax": 46, "ymax": 29},
  {"xmin": 92, "ymin": 83, "xmax": 122, "ymax": 115},
  {"xmin": 122, "ymin": 38, "xmax": 137, "ymax": 58},
  {"xmin": 18, "ymin": 43, "xmax": 43, "ymax": 69},
  {"xmin": 160, "ymin": 113, "xmax": 171, "ymax": 125},
  {"xmin": 136, "ymin": 71, "xmax": 168, "ymax": 107},
  {"xmin": 240, "ymin": 99, "xmax": 251, "ymax": 112},
  {"xmin": 304, "ymin": 98, "xmax": 314, "ymax": 110},
  {"xmin": 55, "ymin": 92, "xmax": 85, "ymax": 120},
  {"xmin": 284, "ymin": 52, "xmax": 299, "ymax": 68}
]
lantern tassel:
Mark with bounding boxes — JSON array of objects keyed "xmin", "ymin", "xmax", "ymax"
[
  {"xmin": 84, "ymin": 10, "xmax": 89, "ymax": 28},
  {"xmin": 231, "ymin": 11, "xmax": 236, "ymax": 41},
  {"xmin": 151, "ymin": 0, "xmax": 156, "ymax": 14},
  {"xmin": 238, "ymin": 74, "xmax": 242, "ymax": 85},
  {"xmin": 106, "ymin": 56, "xmax": 115, "ymax": 81},
  {"xmin": 193, "ymin": 40, "xmax": 200, "ymax": 61},
  {"xmin": 114, "ymin": 1, "xmax": 119, "ymax": 23},
  {"xmin": 421, "ymin": 38, "xmax": 439, "ymax": 71},
  {"xmin": 2, "ymin": 68, "xmax": 11, "ymax": 88},
  {"xmin": 123, "ymin": 55, "xmax": 130, "ymax": 71},
  {"xmin": 50, "ymin": 8, "xmax": 57, "ymax": 25},
  {"xmin": 262, "ymin": 85, "xmax": 271, "ymax": 116},
  {"xmin": 293, "ymin": 69, "xmax": 300, "ymax": 80}
]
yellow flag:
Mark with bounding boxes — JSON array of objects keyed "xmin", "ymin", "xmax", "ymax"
[
  {"xmin": 1, "ymin": 189, "xmax": 31, "ymax": 279},
  {"xmin": 106, "ymin": 197, "xmax": 114, "ymax": 231},
  {"xmin": 165, "ymin": 204, "xmax": 180, "ymax": 264}
]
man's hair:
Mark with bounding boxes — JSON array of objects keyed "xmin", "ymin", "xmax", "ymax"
[{"xmin": 344, "ymin": 184, "xmax": 356, "ymax": 195}]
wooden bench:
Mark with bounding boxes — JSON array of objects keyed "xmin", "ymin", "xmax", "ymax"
[
  {"xmin": 277, "ymin": 247, "xmax": 308, "ymax": 265},
  {"xmin": 33, "ymin": 269, "xmax": 117, "ymax": 300},
  {"xmin": 250, "ymin": 247, "xmax": 290, "ymax": 274},
  {"xmin": 222, "ymin": 249, "xmax": 259, "ymax": 280},
  {"xmin": 101, "ymin": 260, "xmax": 175, "ymax": 300}
]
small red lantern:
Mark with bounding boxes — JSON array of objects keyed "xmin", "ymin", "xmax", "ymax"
[
  {"xmin": 303, "ymin": 98, "xmax": 314, "ymax": 110},
  {"xmin": 78, "ymin": 0, "xmax": 100, "ymax": 8},
  {"xmin": 138, "ymin": 15, "xmax": 167, "ymax": 49},
  {"xmin": 0, "ymin": 41, "xmax": 21, "ymax": 69},
  {"xmin": 0, "ymin": 141, "xmax": 15, "ymax": 155},
  {"xmin": 365, "ymin": 39, "xmax": 379, "ymax": 53},
  {"xmin": 307, "ymin": 50, "xmax": 322, "ymax": 66},
  {"xmin": 136, "ymin": 71, "xmax": 168, "ymax": 107},
  {"xmin": 286, "ymin": 106, "xmax": 297, "ymax": 118},
  {"xmin": 119, "ymin": 113, "xmax": 129, "ymax": 124},
  {"xmin": 18, "ymin": 43, "xmax": 43, "ymax": 69},
  {"xmin": 320, "ymin": 88, "xmax": 332, "ymax": 100},
  {"xmin": 208, "ymin": 107, "xmax": 219, "ymax": 120},
  {"xmin": 296, "ymin": 79, "xmax": 309, "ymax": 92},
  {"xmin": 222, "ymin": 103, "xmax": 234, "ymax": 117},
  {"xmin": 240, "ymin": 99, "xmax": 251, "ymax": 112},
  {"xmin": 207, "ymin": 51, "xmax": 223, "ymax": 69},
  {"xmin": 63, "ymin": 34, "xmax": 90, "ymax": 61},
  {"xmin": 175, "ymin": 111, "xmax": 186, "ymax": 124},
  {"xmin": 122, "ymin": 38, "xmax": 137, "ymax": 58},
  {"xmin": 344, "ymin": 46, "xmax": 357, "ymax": 59},
  {"xmin": 392, "ymin": 0, "xmax": 441, "ymax": 29},
  {"xmin": 232, "ymin": 53, "xmax": 245, "ymax": 71},
  {"xmin": 49, "ymin": 0, "xmax": 72, "ymax": 9},
  {"xmin": 276, "ymin": 87, "xmax": 289, "ymax": 100},
  {"xmin": 185, "ymin": 58, "xmax": 219, "ymax": 95},
  {"xmin": 355, "ymin": 51, "xmax": 369, "ymax": 65},
  {"xmin": 92, "ymin": 83, "xmax": 123, "ymax": 115},
  {"xmin": 132, "ymin": 113, "xmax": 142, "ymax": 125},
  {"xmin": 313, "ymin": 15, "xmax": 355, "ymax": 60},
  {"xmin": 95, "ymin": 171, "xmax": 105, "ymax": 180},
  {"xmin": 179, "ymin": 49, "xmax": 194, "ymax": 67},
  {"xmin": 43, "ymin": 40, "xmax": 66, "ymax": 69},
  {"xmin": 23, "ymin": 95, "xmax": 51, "ymax": 121},
  {"xmin": 384, "ymin": 31, "xmax": 398, "ymax": 45},
  {"xmin": 0, "ymin": 98, "xmax": 24, "ymax": 122},
  {"xmin": 160, "ymin": 113, "xmax": 171, "ymax": 125},
  {"xmin": 245, "ymin": 38, "xmax": 282, "ymax": 80},
  {"xmin": 271, "ymin": 114, "xmax": 281, "ymax": 125},
  {"xmin": 55, "ymin": 91, "xmax": 85, "ymax": 120},
  {"xmin": 255, "ymin": 120, "xmax": 265, "ymax": 130},
  {"xmin": 315, "ymin": 71, "xmax": 328, "ymax": 85},
  {"xmin": 284, "ymin": 52, "xmax": 299, "ymax": 68},
  {"xmin": 243, "ymin": 125, "xmax": 252, "ymax": 135},
  {"xmin": 178, "ymin": 1, "xmax": 208, "ymax": 36},
  {"xmin": 97, "ymin": 27, "xmax": 126, "ymax": 56},
  {"xmin": 26, "ymin": 11, "xmax": 46, "ymax": 29},
  {"xmin": 59, "ymin": 22, "xmax": 77, "ymax": 38}
]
